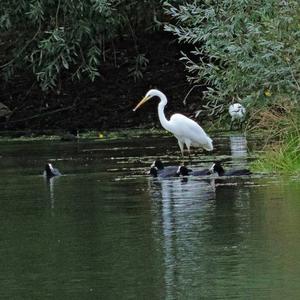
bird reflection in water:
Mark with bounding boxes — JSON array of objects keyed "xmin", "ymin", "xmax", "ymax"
[
  {"xmin": 43, "ymin": 163, "xmax": 62, "ymax": 211},
  {"xmin": 44, "ymin": 176, "xmax": 61, "ymax": 211},
  {"xmin": 230, "ymin": 135, "xmax": 248, "ymax": 160},
  {"xmin": 229, "ymin": 135, "xmax": 249, "ymax": 171},
  {"xmin": 148, "ymin": 176, "xmax": 216, "ymax": 298}
]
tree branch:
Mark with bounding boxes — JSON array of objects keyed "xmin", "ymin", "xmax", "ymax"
[{"xmin": 3, "ymin": 103, "xmax": 76, "ymax": 125}]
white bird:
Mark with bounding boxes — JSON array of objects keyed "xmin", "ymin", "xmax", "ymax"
[
  {"xmin": 229, "ymin": 103, "xmax": 246, "ymax": 130},
  {"xmin": 133, "ymin": 89, "xmax": 213, "ymax": 156}
]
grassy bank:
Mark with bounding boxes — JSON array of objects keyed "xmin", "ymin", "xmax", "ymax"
[
  {"xmin": 253, "ymin": 136, "xmax": 300, "ymax": 174},
  {"xmin": 249, "ymin": 101, "xmax": 300, "ymax": 174}
]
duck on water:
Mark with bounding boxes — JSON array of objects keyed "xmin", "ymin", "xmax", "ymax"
[
  {"xmin": 176, "ymin": 165, "xmax": 211, "ymax": 177},
  {"xmin": 177, "ymin": 161, "xmax": 252, "ymax": 177},
  {"xmin": 44, "ymin": 163, "xmax": 62, "ymax": 178},
  {"xmin": 149, "ymin": 159, "xmax": 179, "ymax": 178},
  {"xmin": 210, "ymin": 161, "xmax": 252, "ymax": 176}
]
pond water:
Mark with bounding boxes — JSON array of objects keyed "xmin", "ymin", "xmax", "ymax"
[{"xmin": 0, "ymin": 134, "xmax": 300, "ymax": 299}]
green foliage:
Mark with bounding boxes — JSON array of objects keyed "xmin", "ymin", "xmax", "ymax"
[
  {"xmin": 164, "ymin": 0, "xmax": 300, "ymax": 115},
  {"xmin": 253, "ymin": 135, "xmax": 300, "ymax": 174},
  {"xmin": 0, "ymin": 0, "xmax": 165, "ymax": 90},
  {"xmin": 251, "ymin": 104, "xmax": 300, "ymax": 174},
  {"xmin": 165, "ymin": 0, "xmax": 300, "ymax": 172},
  {"xmin": 128, "ymin": 53, "xmax": 149, "ymax": 82}
]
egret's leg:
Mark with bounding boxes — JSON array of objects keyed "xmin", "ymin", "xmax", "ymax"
[
  {"xmin": 240, "ymin": 119, "xmax": 245, "ymax": 130},
  {"xmin": 178, "ymin": 140, "xmax": 184, "ymax": 157},
  {"xmin": 185, "ymin": 141, "xmax": 192, "ymax": 161},
  {"xmin": 230, "ymin": 118, "xmax": 234, "ymax": 130}
]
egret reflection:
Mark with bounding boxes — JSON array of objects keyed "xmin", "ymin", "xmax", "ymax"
[
  {"xmin": 229, "ymin": 135, "xmax": 249, "ymax": 170},
  {"xmin": 148, "ymin": 177, "xmax": 216, "ymax": 298},
  {"xmin": 230, "ymin": 135, "xmax": 248, "ymax": 159}
]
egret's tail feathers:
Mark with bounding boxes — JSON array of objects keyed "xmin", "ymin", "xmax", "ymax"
[
  {"xmin": 204, "ymin": 144, "xmax": 213, "ymax": 151},
  {"xmin": 203, "ymin": 139, "xmax": 213, "ymax": 151}
]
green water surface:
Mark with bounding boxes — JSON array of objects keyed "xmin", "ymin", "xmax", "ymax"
[{"xmin": 0, "ymin": 135, "xmax": 299, "ymax": 299}]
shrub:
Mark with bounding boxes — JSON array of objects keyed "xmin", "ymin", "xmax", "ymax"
[
  {"xmin": 0, "ymin": 0, "xmax": 164, "ymax": 90},
  {"xmin": 164, "ymin": 0, "xmax": 300, "ymax": 116}
]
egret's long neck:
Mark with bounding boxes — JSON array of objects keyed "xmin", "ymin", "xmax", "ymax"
[{"xmin": 157, "ymin": 93, "xmax": 171, "ymax": 131}]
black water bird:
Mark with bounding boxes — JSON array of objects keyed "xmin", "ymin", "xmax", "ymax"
[
  {"xmin": 176, "ymin": 165, "xmax": 211, "ymax": 176},
  {"xmin": 210, "ymin": 161, "xmax": 251, "ymax": 176},
  {"xmin": 149, "ymin": 160, "xmax": 179, "ymax": 178},
  {"xmin": 44, "ymin": 163, "xmax": 62, "ymax": 178}
]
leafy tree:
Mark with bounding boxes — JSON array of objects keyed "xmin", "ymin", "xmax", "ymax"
[
  {"xmin": 0, "ymin": 0, "xmax": 164, "ymax": 91},
  {"xmin": 164, "ymin": 0, "xmax": 300, "ymax": 115}
]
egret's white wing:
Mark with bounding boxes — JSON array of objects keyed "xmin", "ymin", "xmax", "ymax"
[{"xmin": 169, "ymin": 113, "xmax": 213, "ymax": 150}]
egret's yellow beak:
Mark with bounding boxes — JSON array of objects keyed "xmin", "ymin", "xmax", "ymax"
[{"xmin": 133, "ymin": 95, "xmax": 151, "ymax": 111}]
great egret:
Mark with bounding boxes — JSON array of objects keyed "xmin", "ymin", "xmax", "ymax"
[
  {"xmin": 44, "ymin": 163, "xmax": 62, "ymax": 178},
  {"xmin": 209, "ymin": 161, "xmax": 251, "ymax": 176},
  {"xmin": 176, "ymin": 165, "xmax": 211, "ymax": 176},
  {"xmin": 133, "ymin": 89, "xmax": 213, "ymax": 156},
  {"xmin": 229, "ymin": 103, "xmax": 246, "ymax": 130},
  {"xmin": 149, "ymin": 159, "xmax": 179, "ymax": 178}
]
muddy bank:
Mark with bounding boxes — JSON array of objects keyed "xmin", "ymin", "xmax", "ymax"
[{"xmin": 0, "ymin": 32, "xmax": 206, "ymax": 132}]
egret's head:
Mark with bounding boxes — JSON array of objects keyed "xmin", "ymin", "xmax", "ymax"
[
  {"xmin": 133, "ymin": 89, "xmax": 162, "ymax": 111},
  {"xmin": 234, "ymin": 103, "xmax": 245, "ymax": 111}
]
